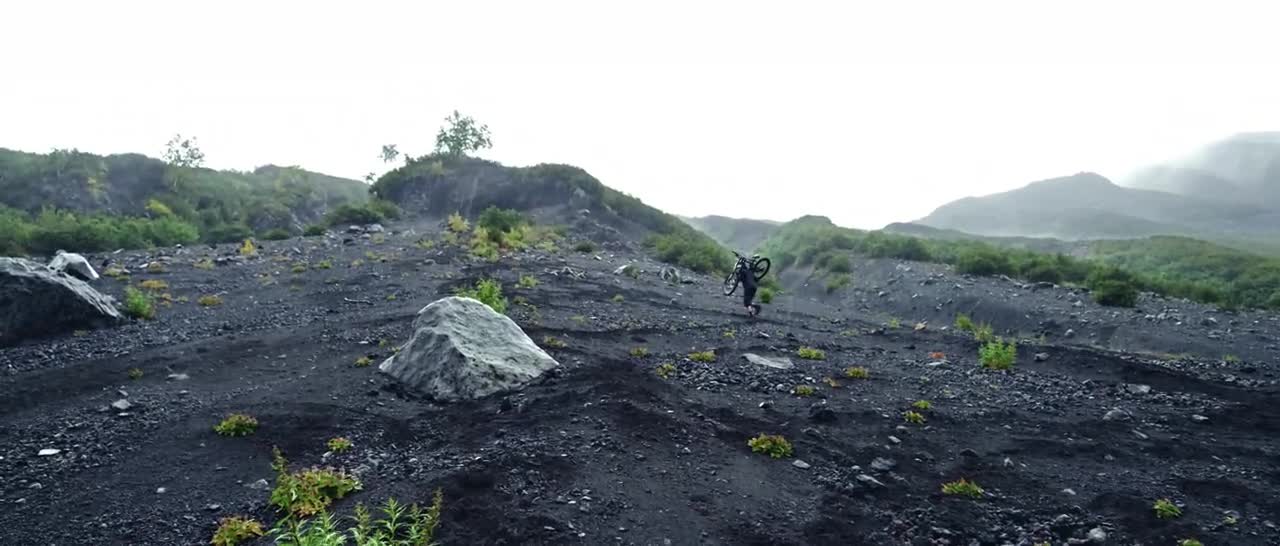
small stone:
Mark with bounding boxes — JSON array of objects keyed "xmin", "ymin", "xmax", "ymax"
[
  {"xmin": 1034, "ymin": 352, "xmax": 1050, "ymax": 362},
  {"xmin": 1191, "ymin": 414, "xmax": 1209, "ymax": 422},
  {"xmin": 869, "ymin": 457, "xmax": 896, "ymax": 471},
  {"xmin": 28, "ymin": 482, "xmax": 42, "ymax": 490},
  {"xmin": 1065, "ymin": 328, "xmax": 1076, "ymax": 337},
  {"xmin": 792, "ymin": 460, "xmax": 811, "ymax": 469},
  {"xmin": 1132, "ymin": 430, "xmax": 1149, "ymax": 440},
  {"xmin": 856, "ymin": 474, "xmax": 885, "ymax": 487},
  {"xmin": 1062, "ymin": 488, "xmax": 1077, "ymax": 496},
  {"xmin": 205, "ymin": 504, "xmax": 222, "ymax": 512},
  {"xmin": 1102, "ymin": 408, "xmax": 1130, "ymax": 421},
  {"xmin": 888, "ymin": 436, "xmax": 902, "ymax": 445},
  {"xmin": 37, "ymin": 448, "xmax": 60, "ymax": 456},
  {"xmin": 1125, "ymin": 384, "xmax": 1152, "ymax": 395},
  {"xmin": 166, "ymin": 373, "xmax": 190, "ymax": 381},
  {"xmin": 111, "ymin": 399, "xmax": 132, "ymax": 411},
  {"xmin": 156, "ymin": 487, "xmax": 166, "ymax": 494},
  {"xmin": 1086, "ymin": 527, "xmax": 1107, "ymax": 542},
  {"xmin": 246, "ymin": 479, "xmax": 271, "ymax": 491}
]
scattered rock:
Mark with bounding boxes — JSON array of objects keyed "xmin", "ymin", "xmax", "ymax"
[
  {"xmin": 1086, "ymin": 527, "xmax": 1107, "ymax": 542},
  {"xmin": 1191, "ymin": 414, "xmax": 1209, "ymax": 422},
  {"xmin": 205, "ymin": 504, "xmax": 222, "ymax": 512},
  {"xmin": 1102, "ymin": 408, "xmax": 1130, "ymax": 421},
  {"xmin": 791, "ymin": 460, "xmax": 811, "ymax": 469},
  {"xmin": 37, "ymin": 448, "xmax": 60, "ymax": 456},
  {"xmin": 166, "ymin": 373, "xmax": 190, "ymax": 381},
  {"xmin": 742, "ymin": 353, "xmax": 794, "ymax": 370},
  {"xmin": 246, "ymin": 479, "xmax": 271, "ymax": 491},
  {"xmin": 1125, "ymin": 384, "xmax": 1152, "ymax": 395},
  {"xmin": 856, "ymin": 474, "xmax": 886, "ymax": 487},
  {"xmin": 110, "ymin": 399, "xmax": 132, "ymax": 411},
  {"xmin": 378, "ymin": 297, "xmax": 560, "ymax": 401},
  {"xmin": 1064, "ymin": 328, "xmax": 1076, "ymax": 338},
  {"xmin": 156, "ymin": 487, "xmax": 166, "ymax": 494},
  {"xmin": 1062, "ymin": 488, "xmax": 1077, "ymax": 496},
  {"xmin": 870, "ymin": 457, "xmax": 896, "ymax": 471},
  {"xmin": 1034, "ymin": 352, "xmax": 1050, "ymax": 362}
]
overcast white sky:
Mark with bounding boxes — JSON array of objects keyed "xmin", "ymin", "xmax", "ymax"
[{"xmin": 3, "ymin": 1, "xmax": 1279, "ymax": 228}]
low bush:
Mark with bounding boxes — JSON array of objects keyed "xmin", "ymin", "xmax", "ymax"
[
  {"xmin": 327, "ymin": 437, "xmax": 353, "ymax": 453},
  {"xmin": 688, "ymin": 350, "xmax": 716, "ymax": 363},
  {"xmin": 792, "ymin": 385, "xmax": 816, "ymax": 397},
  {"xmin": 261, "ymin": 228, "xmax": 291, "ymax": 241},
  {"xmin": 214, "ymin": 414, "xmax": 259, "ymax": 437},
  {"xmin": 748, "ymin": 433, "xmax": 794, "ymax": 459},
  {"xmin": 303, "ymin": 224, "xmax": 326, "ymax": 237},
  {"xmin": 903, "ymin": 410, "xmax": 926, "ymax": 424},
  {"xmin": 629, "ymin": 347, "xmax": 649, "ymax": 358},
  {"xmin": 197, "ymin": 294, "xmax": 223, "ymax": 307},
  {"xmin": 941, "ymin": 478, "xmax": 984, "ymax": 498},
  {"xmin": 122, "ymin": 287, "xmax": 155, "ymax": 320},
  {"xmin": 455, "ymin": 278, "xmax": 507, "ymax": 314},
  {"xmin": 797, "ymin": 347, "xmax": 825, "ymax": 360},
  {"xmin": 211, "ymin": 516, "xmax": 264, "ymax": 546},
  {"xmin": 759, "ymin": 287, "xmax": 775, "ymax": 304},
  {"xmin": 979, "ymin": 339, "xmax": 1016, "ymax": 370},
  {"xmin": 542, "ymin": 336, "xmax": 568, "ymax": 349},
  {"xmin": 655, "ymin": 362, "xmax": 676, "ymax": 379},
  {"xmin": 843, "ymin": 366, "xmax": 870, "ymax": 379},
  {"xmin": 1154, "ymin": 498, "xmax": 1182, "ymax": 519},
  {"xmin": 269, "ymin": 448, "xmax": 361, "ymax": 518}
]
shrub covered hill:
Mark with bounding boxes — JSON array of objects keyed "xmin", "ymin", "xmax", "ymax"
[
  {"xmin": 369, "ymin": 155, "xmax": 730, "ymax": 274},
  {"xmin": 679, "ymin": 214, "xmax": 780, "ymax": 253},
  {"xmin": 746, "ymin": 215, "xmax": 1280, "ymax": 310},
  {"xmin": 0, "ymin": 147, "xmax": 368, "ymax": 255}
]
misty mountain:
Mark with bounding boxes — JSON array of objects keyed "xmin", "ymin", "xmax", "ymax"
[
  {"xmin": 680, "ymin": 215, "xmax": 780, "ymax": 253},
  {"xmin": 1126, "ymin": 132, "xmax": 1280, "ymax": 207},
  {"xmin": 914, "ymin": 172, "xmax": 1279, "ymax": 241}
]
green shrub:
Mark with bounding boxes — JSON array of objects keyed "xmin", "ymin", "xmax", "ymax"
[
  {"xmin": 748, "ymin": 434, "xmax": 793, "ymax": 458},
  {"xmin": 206, "ymin": 224, "xmax": 254, "ymax": 244},
  {"xmin": 611, "ymin": 294, "xmax": 625, "ymax": 303},
  {"xmin": 655, "ymin": 362, "xmax": 676, "ymax": 379},
  {"xmin": 269, "ymin": 448, "xmax": 361, "ymax": 518},
  {"xmin": 542, "ymin": 336, "xmax": 567, "ymax": 349},
  {"xmin": 214, "ymin": 414, "xmax": 258, "ymax": 437},
  {"xmin": 979, "ymin": 339, "xmax": 1016, "ymax": 370},
  {"xmin": 912, "ymin": 400, "xmax": 932, "ymax": 410},
  {"xmin": 1154, "ymin": 498, "xmax": 1182, "ymax": 519},
  {"xmin": 211, "ymin": 516, "xmax": 264, "ymax": 546},
  {"xmin": 954, "ymin": 313, "xmax": 975, "ymax": 332},
  {"xmin": 941, "ymin": 479, "xmax": 984, "ymax": 498},
  {"xmin": 629, "ymin": 347, "xmax": 649, "ymax": 358},
  {"xmin": 327, "ymin": 437, "xmax": 353, "ymax": 453},
  {"xmin": 198, "ymin": 295, "xmax": 223, "ymax": 307},
  {"xmin": 269, "ymin": 492, "xmax": 443, "ymax": 546},
  {"xmin": 574, "ymin": 241, "xmax": 597, "ymax": 253},
  {"xmin": 518, "ymin": 275, "xmax": 538, "ymax": 289},
  {"xmin": 759, "ymin": 287, "xmax": 775, "ymax": 304},
  {"xmin": 1178, "ymin": 539, "xmax": 1203, "ymax": 546},
  {"xmin": 792, "ymin": 385, "xmax": 816, "ymax": 397},
  {"xmin": 797, "ymin": 347, "xmax": 826, "ymax": 360},
  {"xmin": 447, "ymin": 212, "xmax": 470, "ymax": 233},
  {"xmin": 127, "ymin": 367, "xmax": 143, "ymax": 380},
  {"xmin": 688, "ymin": 350, "xmax": 716, "ymax": 363},
  {"xmin": 354, "ymin": 356, "xmax": 373, "ymax": 367},
  {"xmin": 825, "ymin": 273, "xmax": 852, "ymax": 293},
  {"xmin": 303, "ymin": 224, "xmax": 326, "ymax": 237},
  {"xmin": 646, "ymin": 230, "xmax": 730, "ymax": 274},
  {"xmin": 955, "ymin": 248, "xmax": 1014, "ymax": 276},
  {"xmin": 324, "ymin": 202, "xmax": 397, "ymax": 227},
  {"xmin": 261, "ymin": 228, "xmax": 291, "ymax": 241},
  {"xmin": 122, "ymin": 287, "xmax": 155, "ymax": 320},
  {"xmin": 455, "ymin": 278, "xmax": 507, "ymax": 314},
  {"xmin": 903, "ymin": 410, "xmax": 926, "ymax": 424},
  {"xmin": 843, "ymin": 366, "xmax": 870, "ymax": 379},
  {"xmin": 478, "ymin": 206, "xmax": 526, "ymax": 235}
]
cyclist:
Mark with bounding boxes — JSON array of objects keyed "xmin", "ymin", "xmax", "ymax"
[{"xmin": 738, "ymin": 253, "xmax": 762, "ymax": 317}]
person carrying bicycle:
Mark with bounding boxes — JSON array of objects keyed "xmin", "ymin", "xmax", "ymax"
[{"xmin": 739, "ymin": 257, "xmax": 761, "ymax": 316}]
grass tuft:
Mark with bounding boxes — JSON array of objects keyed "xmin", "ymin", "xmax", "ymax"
[
  {"xmin": 123, "ymin": 287, "xmax": 156, "ymax": 320},
  {"xmin": 688, "ymin": 350, "xmax": 716, "ymax": 363},
  {"xmin": 843, "ymin": 366, "xmax": 870, "ymax": 379},
  {"xmin": 629, "ymin": 347, "xmax": 649, "ymax": 358},
  {"xmin": 1154, "ymin": 498, "xmax": 1182, "ymax": 519},
  {"xmin": 211, "ymin": 516, "xmax": 264, "ymax": 546},
  {"xmin": 979, "ymin": 339, "xmax": 1017, "ymax": 370},
  {"xmin": 327, "ymin": 437, "xmax": 353, "ymax": 454},
  {"xmin": 127, "ymin": 367, "xmax": 143, "ymax": 380},
  {"xmin": 748, "ymin": 434, "xmax": 793, "ymax": 459},
  {"xmin": 797, "ymin": 347, "xmax": 825, "ymax": 360},
  {"xmin": 941, "ymin": 478, "xmax": 984, "ymax": 499},
  {"xmin": 903, "ymin": 410, "xmax": 926, "ymax": 424},
  {"xmin": 198, "ymin": 295, "xmax": 223, "ymax": 307}
]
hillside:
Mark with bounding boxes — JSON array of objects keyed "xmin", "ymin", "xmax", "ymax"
[
  {"xmin": 1129, "ymin": 132, "xmax": 1280, "ymax": 207},
  {"xmin": 0, "ymin": 147, "xmax": 367, "ymax": 255},
  {"xmin": 4, "ymin": 215, "xmax": 1278, "ymax": 545},
  {"xmin": 915, "ymin": 172, "xmax": 1277, "ymax": 241},
  {"xmin": 370, "ymin": 155, "xmax": 730, "ymax": 274},
  {"xmin": 680, "ymin": 215, "xmax": 780, "ymax": 253}
]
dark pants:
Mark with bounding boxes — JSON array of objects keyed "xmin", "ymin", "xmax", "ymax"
[{"xmin": 742, "ymin": 284, "xmax": 757, "ymax": 307}]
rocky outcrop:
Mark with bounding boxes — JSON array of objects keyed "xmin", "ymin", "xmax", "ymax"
[
  {"xmin": 0, "ymin": 257, "xmax": 122, "ymax": 345},
  {"xmin": 379, "ymin": 296, "xmax": 559, "ymax": 401},
  {"xmin": 49, "ymin": 250, "xmax": 99, "ymax": 281}
]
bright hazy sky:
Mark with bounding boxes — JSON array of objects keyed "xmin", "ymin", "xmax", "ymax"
[{"xmin": 4, "ymin": 1, "xmax": 1280, "ymax": 229}]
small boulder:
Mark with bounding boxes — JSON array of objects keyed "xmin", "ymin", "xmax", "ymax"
[
  {"xmin": 49, "ymin": 250, "xmax": 99, "ymax": 281},
  {"xmin": 379, "ymin": 297, "xmax": 559, "ymax": 401},
  {"xmin": 1034, "ymin": 352, "xmax": 1050, "ymax": 362}
]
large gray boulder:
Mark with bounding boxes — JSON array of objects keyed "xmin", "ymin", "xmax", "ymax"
[
  {"xmin": 1, "ymin": 257, "xmax": 122, "ymax": 345},
  {"xmin": 379, "ymin": 296, "xmax": 559, "ymax": 401}
]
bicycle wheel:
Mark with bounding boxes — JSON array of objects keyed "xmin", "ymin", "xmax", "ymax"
[
  {"xmin": 723, "ymin": 270, "xmax": 740, "ymax": 296},
  {"xmin": 752, "ymin": 257, "xmax": 771, "ymax": 282}
]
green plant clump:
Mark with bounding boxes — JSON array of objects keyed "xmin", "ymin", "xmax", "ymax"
[
  {"xmin": 211, "ymin": 516, "xmax": 265, "ymax": 546},
  {"xmin": 327, "ymin": 437, "xmax": 353, "ymax": 453},
  {"xmin": 629, "ymin": 347, "xmax": 650, "ymax": 358},
  {"xmin": 688, "ymin": 350, "xmax": 716, "ymax": 363},
  {"xmin": 979, "ymin": 339, "xmax": 1017, "ymax": 370},
  {"xmin": 1154, "ymin": 498, "xmax": 1182, "ymax": 519},
  {"xmin": 655, "ymin": 362, "xmax": 676, "ymax": 379},
  {"xmin": 455, "ymin": 278, "xmax": 508, "ymax": 314},
  {"xmin": 843, "ymin": 366, "xmax": 870, "ymax": 379},
  {"xmin": 903, "ymin": 410, "xmax": 926, "ymax": 424},
  {"xmin": 269, "ymin": 448, "xmax": 361, "ymax": 518},
  {"xmin": 797, "ymin": 347, "xmax": 826, "ymax": 360},
  {"xmin": 792, "ymin": 385, "xmax": 816, "ymax": 397},
  {"xmin": 122, "ymin": 286, "xmax": 156, "ymax": 320},
  {"xmin": 748, "ymin": 433, "xmax": 794, "ymax": 459},
  {"xmin": 214, "ymin": 414, "xmax": 259, "ymax": 437},
  {"xmin": 912, "ymin": 400, "xmax": 932, "ymax": 410},
  {"xmin": 941, "ymin": 478, "xmax": 984, "ymax": 499}
]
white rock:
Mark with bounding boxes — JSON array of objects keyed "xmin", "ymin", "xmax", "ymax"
[
  {"xmin": 742, "ymin": 353, "xmax": 795, "ymax": 370},
  {"xmin": 379, "ymin": 297, "xmax": 559, "ymax": 401},
  {"xmin": 37, "ymin": 448, "xmax": 60, "ymax": 456},
  {"xmin": 791, "ymin": 460, "xmax": 811, "ymax": 469}
]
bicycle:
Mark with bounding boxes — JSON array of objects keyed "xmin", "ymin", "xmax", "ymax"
[{"xmin": 722, "ymin": 251, "xmax": 771, "ymax": 296}]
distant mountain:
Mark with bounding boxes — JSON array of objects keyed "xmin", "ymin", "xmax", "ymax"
[
  {"xmin": 1126, "ymin": 132, "xmax": 1280, "ymax": 207},
  {"xmin": 680, "ymin": 215, "xmax": 780, "ymax": 253},
  {"xmin": 914, "ymin": 172, "xmax": 1278, "ymax": 241}
]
